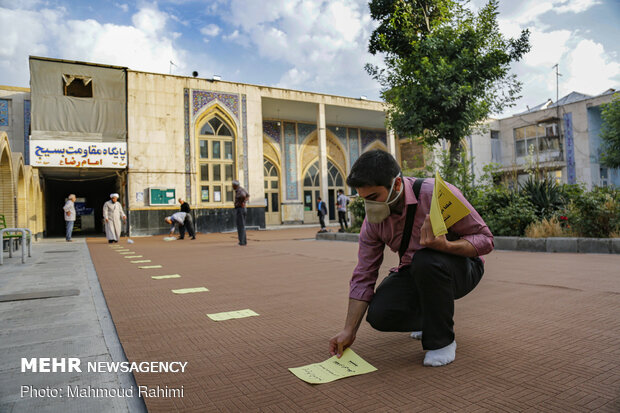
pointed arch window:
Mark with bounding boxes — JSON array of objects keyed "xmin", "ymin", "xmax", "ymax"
[{"xmin": 197, "ymin": 114, "xmax": 235, "ymax": 204}]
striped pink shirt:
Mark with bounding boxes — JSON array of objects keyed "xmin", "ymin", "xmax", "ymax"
[{"xmin": 350, "ymin": 176, "xmax": 494, "ymax": 302}]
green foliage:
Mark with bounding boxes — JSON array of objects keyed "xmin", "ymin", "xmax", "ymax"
[
  {"xmin": 467, "ymin": 184, "xmax": 535, "ymax": 236},
  {"xmin": 347, "ymin": 196, "xmax": 366, "ymax": 231},
  {"xmin": 566, "ymin": 187, "xmax": 620, "ymax": 238},
  {"xmin": 519, "ymin": 177, "xmax": 564, "ymax": 219},
  {"xmin": 366, "ymin": 0, "xmax": 530, "ymax": 168},
  {"xmin": 599, "ymin": 94, "xmax": 620, "ymax": 168}
]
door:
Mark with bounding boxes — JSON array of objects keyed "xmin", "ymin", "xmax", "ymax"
[
  {"xmin": 263, "ymin": 158, "xmax": 281, "ymax": 225},
  {"xmin": 303, "ymin": 160, "xmax": 345, "ymax": 223}
]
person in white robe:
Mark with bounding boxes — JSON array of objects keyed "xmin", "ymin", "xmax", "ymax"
[{"xmin": 103, "ymin": 193, "xmax": 126, "ymax": 243}]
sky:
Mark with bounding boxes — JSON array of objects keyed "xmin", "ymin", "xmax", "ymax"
[{"xmin": 0, "ymin": 0, "xmax": 618, "ymax": 117}]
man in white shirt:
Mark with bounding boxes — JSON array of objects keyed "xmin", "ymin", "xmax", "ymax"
[{"xmin": 63, "ymin": 194, "xmax": 76, "ymax": 242}]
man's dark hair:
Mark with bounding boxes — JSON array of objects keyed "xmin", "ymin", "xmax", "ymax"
[
  {"xmin": 337, "ymin": 189, "xmax": 344, "ymax": 194},
  {"xmin": 346, "ymin": 149, "xmax": 401, "ymax": 189}
]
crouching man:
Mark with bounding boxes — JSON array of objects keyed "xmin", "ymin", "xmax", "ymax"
[
  {"xmin": 165, "ymin": 212, "xmax": 196, "ymax": 240},
  {"xmin": 329, "ymin": 150, "xmax": 493, "ymax": 367}
]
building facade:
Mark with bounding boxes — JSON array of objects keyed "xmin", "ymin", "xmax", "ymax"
[{"xmin": 27, "ymin": 56, "xmax": 423, "ymax": 237}]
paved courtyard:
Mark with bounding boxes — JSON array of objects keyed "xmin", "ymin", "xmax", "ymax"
[{"xmin": 83, "ymin": 228, "xmax": 620, "ymax": 412}]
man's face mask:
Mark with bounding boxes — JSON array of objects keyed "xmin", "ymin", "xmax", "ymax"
[{"xmin": 363, "ymin": 175, "xmax": 403, "ymax": 224}]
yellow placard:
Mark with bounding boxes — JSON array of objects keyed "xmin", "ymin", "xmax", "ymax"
[
  {"xmin": 151, "ymin": 274, "xmax": 181, "ymax": 280},
  {"xmin": 118, "ymin": 251, "xmax": 135, "ymax": 255},
  {"xmin": 139, "ymin": 265, "xmax": 163, "ymax": 269},
  {"xmin": 288, "ymin": 348, "xmax": 377, "ymax": 384},
  {"xmin": 131, "ymin": 260, "xmax": 151, "ymax": 263},
  {"xmin": 429, "ymin": 171, "xmax": 471, "ymax": 236},
  {"xmin": 124, "ymin": 255, "xmax": 143, "ymax": 259},
  {"xmin": 206, "ymin": 309, "xmax": 259, "ymax": 321},
  {"xmin": 172, "ymin": 287, "xmax": 209, "ymax": 294}
]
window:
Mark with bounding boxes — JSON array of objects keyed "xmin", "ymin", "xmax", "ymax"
[
  {"xmin": 63, "ymin": 75, "xmax": 93, "ymax": 97},
  {"xmin": 514, "ymin": 122, "xmax": 562, "ymax": 162},
  {"xmin": 197, "ymin": 115, "xmax": 235, "ymax": 204}
]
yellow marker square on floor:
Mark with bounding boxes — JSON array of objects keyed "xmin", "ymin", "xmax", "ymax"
[
  {"xmin": 124, "ymin": 255, "xmax": 143, "ymax": 259},
  {"xmin": 118, "ymin": 252, "xmax": 135, "ymax": 255},
  {"xmin": 151, "ymin": 274, "xmax": 181, "ymax": 280},
  {"xmin": 139, "ymin": 265, "xmax": 163, "ymax": 269},
  {"xmin": 172, "ymin": 287, "xmax": 209, "ymax": 294},
  {"xmin": 131, "ymin": 260, "xmax": 151, "ymax": 263},
  {"xmin": 207, "ymin": 309, "xmax": 259, "ymax": 321},
  {"xmin": 289, "ymin": 348, "xmax": 377, "ymax": 384}
]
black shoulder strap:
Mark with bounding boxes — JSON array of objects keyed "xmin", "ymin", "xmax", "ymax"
[{"xmin": 398, "ymin": 178, "xmax": 425, "ymax": 263}]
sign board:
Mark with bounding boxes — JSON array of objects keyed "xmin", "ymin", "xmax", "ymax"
[
  {"xmin": 30, "ymin": 140, "xmax": 127, "ymax": 168},
  {"xmin": 149, "ymin": 188, "xmax": 176, "ymax": 206}
]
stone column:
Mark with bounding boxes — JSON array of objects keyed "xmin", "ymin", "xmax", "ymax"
[
  {"xmin": 317, "ymin": 103, "xmax": 329, "ymax": 220},
  {"xmin": 387, "ymin": 128, "xmax": 396, "ymax": 157}
]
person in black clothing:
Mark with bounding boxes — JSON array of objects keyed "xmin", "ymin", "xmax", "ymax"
[
  {"xmin": 179, "ymin": 198, "xmax": 191, "ymax": 213},
  {"xmin": 178, "ymin": 198, "xmax": 192, "ymax": 238},
  {"xmin": 317, "ymin": 196, "xmax": 328, "ymax": 233}
]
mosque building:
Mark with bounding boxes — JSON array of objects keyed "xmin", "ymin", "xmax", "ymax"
[{"xmin": 6, "ymin": 56, "xmax": 423, "ymax": 237}]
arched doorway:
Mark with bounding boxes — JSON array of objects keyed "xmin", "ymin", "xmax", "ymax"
[
  {"xmin": 302, "ymin": 160, "xmax": 345, "ymax": 223},
  {"xmin": 0, "ymin": 142, "xmax": 15, "ymax": 227},
  {"xmin": 263, "ymin": 158, "xmax": 281, "ymax": 225},
  {"xmin": 15, "ymin": 166, "xmax": 26, "ymax": 228}
]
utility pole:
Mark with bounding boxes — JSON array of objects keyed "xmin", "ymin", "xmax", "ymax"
[
  {"xmin": 169, "ymin": 60, "xmax": 177, "ymax": 75},
  {"xmin": 552, "ymin": 64, "xmax": 562, "ymax": 104}
]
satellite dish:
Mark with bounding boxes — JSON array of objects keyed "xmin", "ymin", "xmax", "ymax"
[{"xmin": 192, "ymin": 71, "xmax": 199, "ymax": 77}]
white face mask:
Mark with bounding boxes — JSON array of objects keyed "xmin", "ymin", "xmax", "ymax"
[{"xmin": 363, "ymin": 175, "xmax": 403, "ymax": 224}]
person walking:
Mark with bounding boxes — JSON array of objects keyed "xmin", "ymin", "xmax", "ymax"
[
  {"xmin": 329, "ymin": 150, "xmax": 493, "ymax": 367},
  {"xmin": 103, "ymin": 193, "xmax": 126, "ymax": 243},
  {"xmin": 317, "ymin": 196, "xmax": 328, "ymax": 233},
  {"xmin": 63, "ymin": 194, "xmax": 76, "ymax": 242},
  {"xmin": 232, "ymin": 180, "xmax": 249, "ymax": 246},
  {"xmin": 336, "ymin": 189, "xmax": 349, "ymax": 232}
]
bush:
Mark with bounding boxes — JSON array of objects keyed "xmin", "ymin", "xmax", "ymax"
[
  {"xmin": 483, "ymin": 194, "xmax": 538, "ymax": 236},
  {"xmin": 566, "ymin": 187, "xmax": 620, "ymax": 238},
  {"xmin": 347, "ymin": 196, "xmax": 365, "ymax": 232},
  {"xmin": 524, "ymin": 217, "xmax": 571, "ymax": 238},
  {"xmin": 520, "ymin": 177, "xmax": 564, "ymax": 219}
]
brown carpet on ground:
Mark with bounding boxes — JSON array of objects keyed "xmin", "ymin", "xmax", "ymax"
[{"xmin": 87, "ymin": 229, "xmax": 620, "ymax": 412}]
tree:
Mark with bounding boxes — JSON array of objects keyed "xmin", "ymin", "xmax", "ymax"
[
  {"xmin": 599, "ymin": 94, "xmax": 620, "ymax": 169},
  {"xmin": 366, "ymin": 0, "xmax": 530, "ymax": 173}
]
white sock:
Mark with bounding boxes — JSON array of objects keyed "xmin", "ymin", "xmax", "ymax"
[
  {"xmin": 423, "ymin": 341, "xmax": 457, "ymax": 367},
  {"xmin": 410, "ymin": 331, "xmax": 423, "ymax": 340}
]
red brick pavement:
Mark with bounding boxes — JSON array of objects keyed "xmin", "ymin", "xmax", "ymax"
[{"xmin": 87, "ymin": 229, "xmax": 620, "ymax": 412}]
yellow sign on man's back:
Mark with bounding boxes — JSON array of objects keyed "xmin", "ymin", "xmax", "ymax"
[{"xmin": 429, "ymin": 171, "xmax": 471, "ymax": 236}]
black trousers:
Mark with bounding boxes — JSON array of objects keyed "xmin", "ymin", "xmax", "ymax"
[
  {"xmin": 178, "ymin": 215, "xmax": 195, "ymax": 239},
  {"xmin": 366, "ymin": 248, "xmax": 484, "ymax": 350},
  {"xmin": 338, "ymin": 211, "xmax": 348, "ymax": 230},
  {"xmin": 318, "ymin": 214, "xmax": 326, "ymax": 229},
  {"xmin": 235, "ymin": 207, "xmax": 247, "ymax": 245}
]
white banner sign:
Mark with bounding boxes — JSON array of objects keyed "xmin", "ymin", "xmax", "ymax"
[{"xmin": 30, "ymin": 140, "xmax": 127, "ymax": 168}]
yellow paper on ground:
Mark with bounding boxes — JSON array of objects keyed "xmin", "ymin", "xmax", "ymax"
[
  {"xmin": 131, "ymin": 260, "xmax": 151, "ymax": 263},
  {"xmin": 124, "ymin": 255, "xmax": 143, "ymax": 259},
  {"xmin": 118, "ymin": 251, "xmax": 135, "ymax": 255},
  {"xmin": 151, "ymin": 274, "xmax": 181, "ymax": 280},
  {"xmin": 172, "ymin": 287, "xmax": 209, "ymax": 294},
  {"xmin": 139, "ymin": 265, "xmax": 162, "ymax": 269},
  {"xmin": 429, "ymin": 171, "xmax": 471, "ymax": 237},
  {"xmin": 288, "ymin": 348, "xmax": 377, "ymax": 384},
  {"xmin": 207, "ymin": 309, "xmax": 259, "ymax": 321}
]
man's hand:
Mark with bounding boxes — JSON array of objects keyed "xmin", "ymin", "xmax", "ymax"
[
  {"xmin": 329, "ymin": 329, "xmax": 356, "ymax": 358},
  {"xmin": 420, "ymin": 214, "xmax": 448, "ymax": 251},
  {"xmin": 66, "ymin": 211, "xmax": 70, "ymax": 216},
  {"xmin": 105, "ymin": 218, "xmax": 109, "ymax": 223}
]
